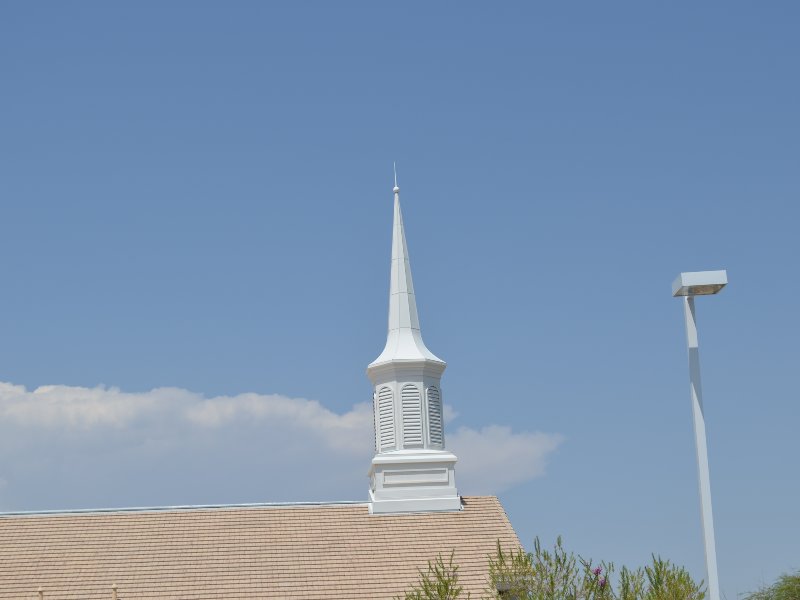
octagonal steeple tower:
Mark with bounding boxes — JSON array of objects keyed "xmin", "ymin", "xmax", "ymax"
[{"xmin": 367, "ymin": 176, "xmax": 460, "ymax": 514}]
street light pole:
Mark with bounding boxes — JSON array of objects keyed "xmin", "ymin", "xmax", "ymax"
[
  {"xmin": 683, "ymin": 295, "xmax": 720, "ymax": 600},
  {"xmin": 672, "ymin": 270, "xmax": 727, "ymax": 600}
]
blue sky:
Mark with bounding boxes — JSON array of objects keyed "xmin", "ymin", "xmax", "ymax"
[{"xmin": 1, "ymin": 2, "xmax": 798, "ymax": 597}]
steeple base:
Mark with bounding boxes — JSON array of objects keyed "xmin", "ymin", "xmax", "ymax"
[{"xmin": 368, "ymin": 450, "xmax": 460, "ymax": 515}]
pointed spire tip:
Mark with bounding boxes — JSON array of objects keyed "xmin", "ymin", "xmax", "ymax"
[{"xmin": 393, "ymin": 161, "xmax": 399, "ymax": 194}]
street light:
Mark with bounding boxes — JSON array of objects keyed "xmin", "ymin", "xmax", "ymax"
[{"xmin": 672, "ymin": 269, "xmax": 727, "ymax": 600}]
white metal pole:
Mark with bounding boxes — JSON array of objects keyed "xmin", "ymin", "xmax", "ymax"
[{"xmin": 683, "ymin": 296, "xmax": 721, "ymax": 600}]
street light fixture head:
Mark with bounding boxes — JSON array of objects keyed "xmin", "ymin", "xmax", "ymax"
[{"xmin": 672, "ymin": 270, "xmax": 728, "ymax": 297}]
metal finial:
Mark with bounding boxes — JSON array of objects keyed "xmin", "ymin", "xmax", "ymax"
[{"xmin": 393, "ymin": 162, "xmax": 399, "ymax": 193}]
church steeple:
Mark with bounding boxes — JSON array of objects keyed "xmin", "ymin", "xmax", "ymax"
[{"xmin": 367, "ymin": 173, "xmax": 460, "ymax": 515}]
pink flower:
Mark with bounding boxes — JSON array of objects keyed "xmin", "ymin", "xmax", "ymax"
[{"xmin": 593, "ymin": 567, "xmax": 602, "ymax": 576}]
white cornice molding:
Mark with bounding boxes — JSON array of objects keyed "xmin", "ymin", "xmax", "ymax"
[{"xmin": 366, "ymin": 359, "xmax": 446, "ymax": 382}]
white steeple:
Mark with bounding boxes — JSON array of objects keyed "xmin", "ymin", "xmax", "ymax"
[{"xmin": 367, "ymin": 172, "xmax": 460, "ymax": 515}]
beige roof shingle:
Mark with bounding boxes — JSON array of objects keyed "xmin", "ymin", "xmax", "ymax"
[{"xmin": 0, "ymin": 495, "xmax": 520, "ymax": 599}]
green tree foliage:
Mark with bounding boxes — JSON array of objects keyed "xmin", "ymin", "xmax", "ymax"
[
  {"xmin": 397, "ymin": 550, "xmax": 470, "ymax": 600},
  {"xmin": 488, "ymin": 537, "xmax": 613, "ymax": 600},
  {"xmin": 639, "ymin": 555, "xmax": 705, "ymax": 600},
  {"xmin": 744, "ymin": 570, "xmax": 800, "ymax": 600},
  {"xmin": 486, "ymin": 537, "xmax": 704, "ymax": 600},
  {"xmin": 397, "ymin": 538, "xmax": 706, "ymax": 600}
]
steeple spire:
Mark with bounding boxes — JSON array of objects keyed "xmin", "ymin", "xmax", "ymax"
[{"xmin": 369, "ymin": 178, "xmax": 444, "ymax": 367}]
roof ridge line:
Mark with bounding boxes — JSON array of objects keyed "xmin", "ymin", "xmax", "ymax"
[{"xmin": 0, "ymin": 500, "xmax": 368, "ymax": 517}]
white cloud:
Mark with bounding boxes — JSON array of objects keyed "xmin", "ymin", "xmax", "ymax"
[
  {"xmin": 0, "ymin": 381, "xmax": 561, "ymax": 510},
  {"xmin": 443, "ymin": 404, "xmax": 459, "ymax": 424},
  {"xmin": 0, "ymin": 382, "xmax": 373, "ymax": 453},
  {"xmin": 0, "ymin": 381, "xmax": 164, "ymax": 428},
  {"xmin": 448, "ymin": 426, "xmax": 564, "ymax": 494},
  {"xmin": 184, "ymin": 393, "xmax": 373, "ymax": 453}
]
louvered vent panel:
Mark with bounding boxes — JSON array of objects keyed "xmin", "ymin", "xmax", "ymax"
[
  {"xmin": 372, "ymin": 392, "xmax": 378, "ymax": 452},
  {"xmin": 401, "ymin": 385, "xmax": 423, "ymax": 447},
  {"xmin": 427, "ymin": 386, "xmax": 444, "ymax": 447},
  {"xmin": 378, "ymin": 387, "xmax": 395, "ymax": 451}
]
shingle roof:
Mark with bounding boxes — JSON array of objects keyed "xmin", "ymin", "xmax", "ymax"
[{"xmin": 0, "ymin": 495, "xmax": 520, "ymax": 599}]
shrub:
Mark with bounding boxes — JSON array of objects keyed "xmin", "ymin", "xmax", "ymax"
[
  {"xmin": 396, "ymin": 537, "xmax": 706, "ymax": 600},
  {"xmin": 397, "ymin": 550, "xmax": 470, "ymax": 600},
  {"xmin": 487, "ymin": 537, "xmax": 704, "ymax": 600},
  {"xmin": 744, "ymin": 570, "xmax": 800, "ymax": 600},
  {"xmin": 488, "ymin": 537, "xmax": 613, "ymax": 600}
]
